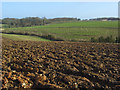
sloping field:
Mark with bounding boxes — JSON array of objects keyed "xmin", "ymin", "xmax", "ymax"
[
  {"xmin": 2, "ymin": 21, "xmax": 118, "ymax": 41},
  {"xmin": 7, "ymin": 21, "xmax": 117, "ymax": 28},
  {"xmin": 2, "ymin": 34, "xmax": 51, "ymax": 41},
  {"xmin": 2, "ymin": 38, "xmax": 120, "ymax": 89}
]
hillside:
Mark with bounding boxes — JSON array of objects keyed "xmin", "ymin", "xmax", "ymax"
[{"xmin": 2, "ymin": 21, "xmax": 118, "ymax": 42}]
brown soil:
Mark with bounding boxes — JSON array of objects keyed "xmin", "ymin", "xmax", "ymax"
[{"xmin": 2, "ymin": 38, "xmax": 120, "ymax": 89}]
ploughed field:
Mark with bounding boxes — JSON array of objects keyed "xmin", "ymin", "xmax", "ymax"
[{"xmin": 2, "ymin": 38, "xmax": 120, "ymax": 89}]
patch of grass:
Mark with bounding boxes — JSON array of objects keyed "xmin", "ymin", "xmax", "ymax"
[{"xmin": 2, "ymin": 33, "xmax": 51, "ymax": 41}]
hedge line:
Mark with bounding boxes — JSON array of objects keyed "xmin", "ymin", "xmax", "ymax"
[{"xmin": 91, "ymin": 35, "xmax": 120, "ymax": 43}]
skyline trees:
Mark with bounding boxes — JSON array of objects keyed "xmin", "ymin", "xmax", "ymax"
[{"xmin": 2, "ymin": 17, "xmax": 78, "ymax": 28}]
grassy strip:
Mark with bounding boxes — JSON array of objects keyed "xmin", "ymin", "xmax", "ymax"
[
  {"xmin": 2, "ymin": 27, "xmax": 118, "ymax": 41},
  {"xmin": 4, "ymin": 21, "xmax": 118, "ymax": 29},
  {"xmin": 2, "ymin": 33, "xmax": 51, "ymax": 41}
]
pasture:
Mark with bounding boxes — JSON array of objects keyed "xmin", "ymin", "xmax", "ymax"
[
  {"xmin": 2, "ymin": 21, "xmax": 118, "ymax": 41},
  {"xmin": 2, "ymin": 33, "xmax": 50, "ymax": 41}
]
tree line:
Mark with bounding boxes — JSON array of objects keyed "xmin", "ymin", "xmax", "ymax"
[
  {"xmin": 89, "ymin": 17, "xmax": 119, "ymax": 21},
  {"xmin": 2, "ymin": 17, "xmax": 79, "ymax": 28}
]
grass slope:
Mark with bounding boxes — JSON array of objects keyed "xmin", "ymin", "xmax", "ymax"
[
  {"xmin": 2, "ymin": 34, "xmax": 51, "ymax": 41},
  {"xmin": 2, "ymin": 21, "xmax": 118, "ymax": 41}
]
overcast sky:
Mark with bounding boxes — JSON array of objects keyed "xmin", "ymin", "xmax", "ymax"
[{"xmin": 2, "ymin": 2, "xmax": 118, "ymax": 19}]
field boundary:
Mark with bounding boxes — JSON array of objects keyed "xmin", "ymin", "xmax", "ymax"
[{"xmin": 1, "ymin": 32, "xmax": 64, "ymax": 41}]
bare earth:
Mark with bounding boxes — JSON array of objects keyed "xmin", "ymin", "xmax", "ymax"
[{"xmin": 2, "ymin": 38, "xmax": 120, "ymax": 89}]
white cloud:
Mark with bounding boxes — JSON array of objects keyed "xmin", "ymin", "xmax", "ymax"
[{"xmin": 1, "ymin": 0, "xmax": 119, "ymax": 2}]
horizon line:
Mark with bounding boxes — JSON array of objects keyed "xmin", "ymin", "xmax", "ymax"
[{"xmin": 1, "ymin": 16, "xmax": 118, "ymax": 20}]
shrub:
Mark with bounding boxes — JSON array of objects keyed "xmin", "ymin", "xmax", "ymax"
[
  {"xmin": 91, "ymin": 37, "xmax": 97, "ymax": 42},
  {"xmin": 91, "ymin": 35, "xmax": 117, "ymax": 43},
  {"xmin": 98, "ymin": 36, "xmax": 104, "ymax": 42},
  {"xmin": 115, "ymin": 37, "xmax": 120, "ymax": 43},
  {"xmin": 104, "ymin": 35, "xmax": 113, "ymax": 43}
]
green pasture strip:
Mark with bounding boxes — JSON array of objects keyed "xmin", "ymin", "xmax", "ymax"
[
  {"xmin": 39, "ymin": 21, "xmax": 118, "ymax": 28},
  {"xmin": 3, "ymin": 21, "xmax": 118, "ymax": 29},
  {"xmin": 3, "ymin": 27, "xmax": 118, "ymax": 41},
  {"xmin": 1, "ymin": 24, "xmax": 9, "ymax": 28},
  {"xmin": 2, "ymin": 33, "xmax": 51, "ymax": 41}
]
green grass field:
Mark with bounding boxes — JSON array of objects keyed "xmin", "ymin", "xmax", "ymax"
[
  {"xmin": 2, "ymin": 33, "xmax": 51, "ymax": 41},
  {"xmin": 2, "ymin": 21, "xmax": 118, "ymax": 41}
]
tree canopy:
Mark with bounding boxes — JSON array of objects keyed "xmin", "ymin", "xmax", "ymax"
[{"xmin": 2, "ymin": 17, "xmax": 78, "ymax": 28}]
